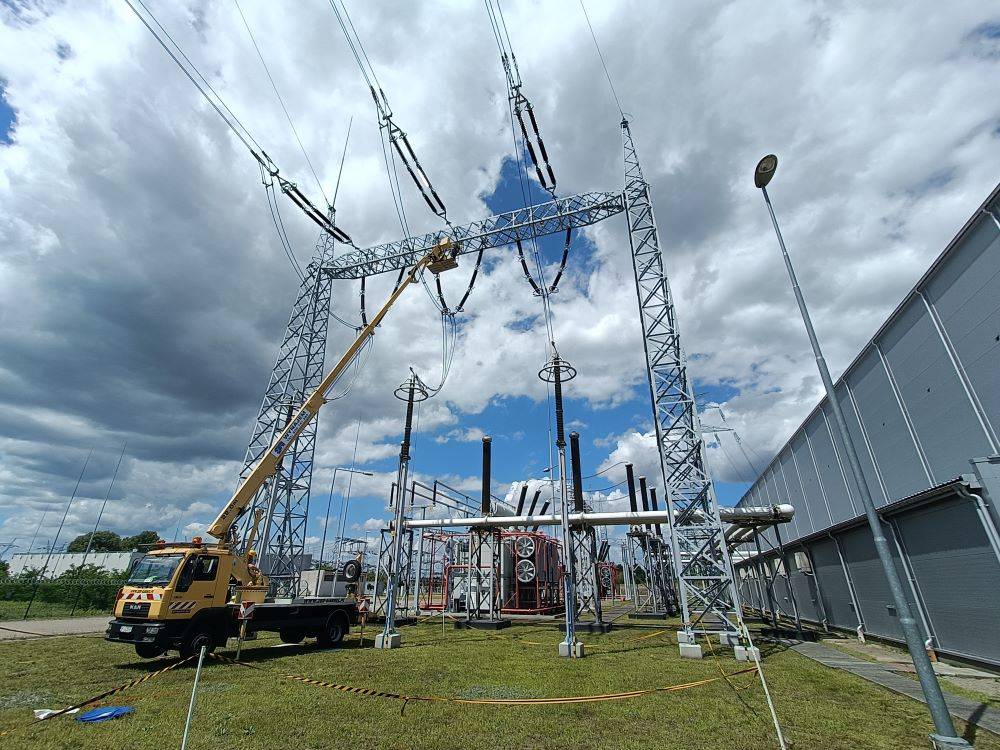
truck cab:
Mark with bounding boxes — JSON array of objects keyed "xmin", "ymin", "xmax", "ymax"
[
  {"xmin": 107, "ymin": 542, "xmax": 267, "ymax": 658},
  {"xmin": 107, "ymin": 541, "xmax": 356, "ymax": 659}
]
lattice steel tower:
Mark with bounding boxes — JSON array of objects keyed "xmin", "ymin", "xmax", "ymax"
[
  {"xmin": 237, "ymin": 220, "xmax": 339, "ymax": 596},
  {"xmin": 621, "ymin": 119, "xmax": 742, "ymax": 638}
]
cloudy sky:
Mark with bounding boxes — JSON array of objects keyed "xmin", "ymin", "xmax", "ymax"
[{"xmin": 0, "ymin": 1, "xmax": 997, "ymax": 559}]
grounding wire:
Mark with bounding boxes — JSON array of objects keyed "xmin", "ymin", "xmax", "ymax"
[
  {"xmin": 579, "ymin": 0, "xmax": 624, "ymax": 118},
  {"xmin": 233, "ymin": 0, "xmax": 328, "ymax": 205},
  {"xmin": 327, "ymin": 336, "xmax": 374, "ymax": 401}
]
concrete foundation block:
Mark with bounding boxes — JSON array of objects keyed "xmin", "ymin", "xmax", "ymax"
[
  {"xmin": 676, "ymin": 630, "xmax": 693, "ymax": 644},
  {"xmin": 929, "ymin": 734, "xmax": 972, "ymax": 749},
  {"xmin": 679, "ymin": 643, "xmax": 703, "ymax": 659},
  {"xmin": 374, "ymin": 632, "xmax": 401, "ymax": 649},
  {"xmin": 719, "ymin": 631, "xmax": 740, "ymax": 646},
  {"xmin": 734, "ymin": 645, "xmax": 760, "ymax": 662},
  {"xmin": 558, "ymin": 641, "xmax": 586, "ymax": 658}
]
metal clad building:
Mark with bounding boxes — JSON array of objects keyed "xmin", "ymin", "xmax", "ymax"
[{"xmin": 734, "ymin": 182, "xmax": 1000, "ymax": 666}]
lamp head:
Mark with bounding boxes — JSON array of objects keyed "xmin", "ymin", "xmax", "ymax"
[{"xmin": 755, "ymin": 154, "xmax": 778, "ymax": 189}]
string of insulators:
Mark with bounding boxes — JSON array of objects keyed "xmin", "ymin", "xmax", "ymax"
[
  {"xmin": 254, "ymin": 151, "xmax": 355, "ymax": 247},
  {"xmin": 515, "ymin": 227, "xmax": 572, "ymax": 295},
  {"xmin": 513, "ymin": 91, "xmax": 556, "ymax": 193},
  {"xmin": 277, "ymin": 176, "xmax": 355, "ymax": 246},
  {"xmin": 390, "ymin": 128, "xmax": 448, "ymax": 219}
]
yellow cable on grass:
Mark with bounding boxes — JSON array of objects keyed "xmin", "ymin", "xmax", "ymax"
[{"xmin": 209, "ymin": 653, "xmax": 757, "ymax": 706}]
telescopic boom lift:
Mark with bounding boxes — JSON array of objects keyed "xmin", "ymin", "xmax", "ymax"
[{"xmin": 105, "ymin": 241, "xmax": 459, "ymax": 659}]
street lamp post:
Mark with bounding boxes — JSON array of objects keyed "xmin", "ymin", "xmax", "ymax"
[
  {"xmin": 320, "ymin": 467, "xmax": 374, "ymax": 566},
  {"xmin": 755, "ymin": 155, "xmax": 969, "ymax": 750}
]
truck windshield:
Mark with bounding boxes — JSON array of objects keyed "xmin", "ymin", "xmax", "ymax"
[{"xmin": 127, "ymin": 554, "xmax": 185, "ymax": 586}]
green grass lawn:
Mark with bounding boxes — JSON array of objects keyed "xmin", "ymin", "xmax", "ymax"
[
  {"xmin": 0, "ymin": 618, "xmax": 993, "ymax": 749},
  {"xmin": 0, "ymin": 600, "xmax": 111, "ymax": 621}
]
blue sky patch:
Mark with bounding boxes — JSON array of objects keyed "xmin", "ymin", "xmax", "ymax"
[{"xmin": 0, "ymin": 82, "xmax": 16, "ymax": 145}]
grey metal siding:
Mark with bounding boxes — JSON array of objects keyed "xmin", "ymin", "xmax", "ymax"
[
  {"xmin": 787, "ymin": 551, "xmax": 823, "ymax": 622},
  {"xmin": 730, "ymin": 185, "xmax": 1000, "ymax": 665},
  {"xmin": 845, "ymin": 348, "xmax": 927, "ymax": 502},
  {"xmin": 806, "ymin": 409, "xmax": 856, "ymax": 523},
  {"xmin": 923, "ymin": 221, "xmax": 1000, "ymax": 450},
  {"xmin": 891, "ymin": 496, "xmax": 1000, "ymax": 663},
  {"xmin": 879, "ymin": 296, "xmax": 992, "ymax": 483},
  {"xmin": 809, "ymin": 536, "xmax": 857, "ymax": 630}
]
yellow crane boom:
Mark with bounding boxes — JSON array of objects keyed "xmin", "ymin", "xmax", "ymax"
[{"xmin": 207, "ymin": 241, "xmax": 458, "ymax": 540}]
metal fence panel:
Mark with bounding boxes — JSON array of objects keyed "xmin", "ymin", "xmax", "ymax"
[{"xmin": 891, "ymin": 494, "xmax": 1000, "ymax": 663}]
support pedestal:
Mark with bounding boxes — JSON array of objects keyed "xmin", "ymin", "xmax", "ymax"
[
  {"xmin": 374, "ymin": 632, "xmax": 401, "ymax": 649},
  {"xmin": 679, "ymin": 643, "xmax": 703, "ymax": 659},
  {"xmin": 558, "ymin": 641, "xmax": 586, "ymax": 658}
]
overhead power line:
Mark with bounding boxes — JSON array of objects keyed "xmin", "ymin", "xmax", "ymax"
[
  {"xmin": 233, "ymin": 0, "xmax": 329, "ymax": 206},
  {"xmin": 123, "ymin": 0, "xmax": 357, "ymax": 250}
]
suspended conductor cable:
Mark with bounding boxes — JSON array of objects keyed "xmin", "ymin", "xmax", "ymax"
[
  {"xmin": 327, "ymin": 336, "xmax": 374, "ymax": 401},
  {"xmin": 233, "ymin": 0, "xmax": 328, "ymax": 205},
  {"xmin": 125, "ymin": 0, "xmax": 356, "ymax": 247},
  {"xmin": 579, "ymin": 0, "xmax": 624, "ymax": 118},
  {"xmin": 260, "ymin": 164, "xmax": 305, "ymax": 280},
  {"xmin": 126, "ymin": 0, "xmax": 261, "ymax": 153}
]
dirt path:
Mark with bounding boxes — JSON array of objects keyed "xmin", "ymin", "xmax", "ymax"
[{"xmin": 0, "ymin": 616, "xmax": 110, "ymax": 641}]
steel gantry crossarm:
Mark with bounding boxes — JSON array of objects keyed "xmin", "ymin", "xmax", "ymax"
[
  {"xmin": 207, "ymin": 240, "xmax": 459, "ymax": 540},
  {"xmin": 322, "ymin": 191, "xmax": 625, "ymax": 280}
]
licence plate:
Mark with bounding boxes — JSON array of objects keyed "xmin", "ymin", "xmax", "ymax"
[{"xmin": 119, "ymin": 625, "xmax": 133, "ymax": 633}]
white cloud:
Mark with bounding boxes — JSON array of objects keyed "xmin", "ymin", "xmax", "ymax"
[
  {"xmin": 353, "ymin": 517, "xmax": 386, "ymax": 533},
  {"xmin": 0, "ymin": 1, "xmax": 997, "ymax": 545}
]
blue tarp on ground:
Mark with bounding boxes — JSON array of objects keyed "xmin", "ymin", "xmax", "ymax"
[{"xmin": 76, "ymin": 706, "xmax": 134, "ymax": 723}]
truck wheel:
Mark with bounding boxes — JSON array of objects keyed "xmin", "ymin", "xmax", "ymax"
[
  {"xmin": 134, "ymin": 643, "xmax": 166, "ymax": 659},
  {"xmin": 180, "ymin": 627, "xmax": 216, "ymax": 659},
  {"xmin": 317, "ymin": 612, "xmax": 348, "ymax": 648},
  {"xmin": 279, "ymin": 628, "xmax": 305, "ymax": 644}
]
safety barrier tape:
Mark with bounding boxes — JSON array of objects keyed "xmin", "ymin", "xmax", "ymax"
[
  {"xmin": 0, "ymin": 654, "xmax": 195, "ymax": 738},
  {"xmin": 209, "ymin": 652, "xmax": 758, "ymax": 706}
]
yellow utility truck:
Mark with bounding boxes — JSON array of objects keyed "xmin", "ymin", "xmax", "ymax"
[{"xmin": 105, "ymin": 243, "xmax": 459, "ymax": 659}]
